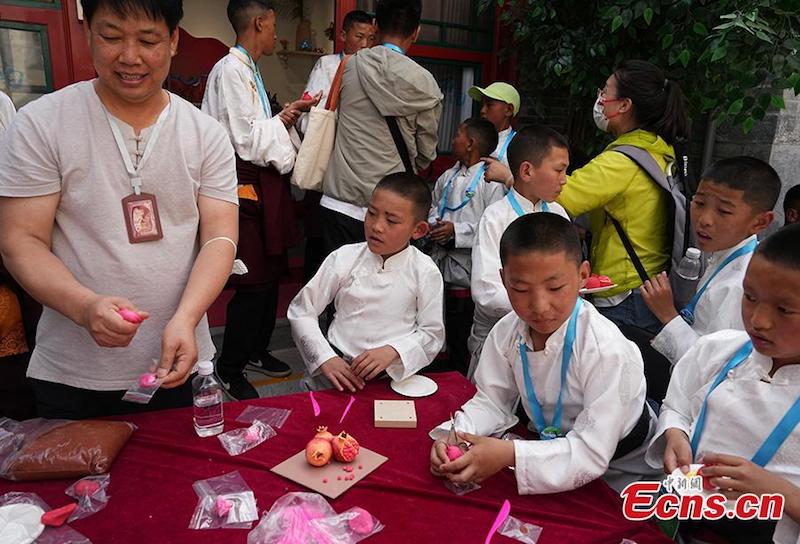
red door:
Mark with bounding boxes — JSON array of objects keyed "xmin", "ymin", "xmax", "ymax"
[{"xmin": 0, "ymin": 0, "xmax": 93, "ymax": 109}]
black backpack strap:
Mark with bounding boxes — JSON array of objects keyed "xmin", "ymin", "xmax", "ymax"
[
  {"xmin": 610, "ymin": 215, "xmax": 649, "ymax": 284},
  {"xmin": 385, "ymin": 116, "xmax": 414, "ymax": 174}
]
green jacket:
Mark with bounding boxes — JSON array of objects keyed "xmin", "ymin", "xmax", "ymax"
[{"xmin": 558, "ymin": 130, "xmax": 673, "ymax": 297}]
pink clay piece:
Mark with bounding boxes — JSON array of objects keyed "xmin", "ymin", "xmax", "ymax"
[
  {"xmin": 215, "ymin": 497, "xmax": 232, "ymax": 517},
  {"xmin": 348, "ymin": 507, "xmax": 375, "ymax": 535},
  {"xmin": 118, "ymin": 309, "xmax": 143, "ymax": 323},
  {"xmin": 139, "ymin": 373, "xmax": 158, "ymax": 388},
  {"xmin": 358, "ymin": 465, "xmax": 363, "ymax": 470},
  {"xmin": 337, "ymin": 476, "xmax": 342, "ymax": 481},
  {"xmin": 74, "ymin": 479, "xmax": 101, "ymax": 496},
  {"xmin": 344, "ymin": 466, "xmax": 353, "ymax": 473},
  {"xmin": 323, "ymin": 478, "xmax": 328, "ymax": 484},
  {"xmin": 244, "ymin": 428, "xmax": 260, "ymax": 443},
  {"xmin": 446, "ymin": 445, "xmax": 465, "ymax": 461}
]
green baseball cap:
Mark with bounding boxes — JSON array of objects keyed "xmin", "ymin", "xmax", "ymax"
[{"xmin": 468, "ymin": 82, "xmax": 521, "ymax": 116}]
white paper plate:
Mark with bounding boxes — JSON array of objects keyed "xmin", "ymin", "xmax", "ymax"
[
  {"xmin": 580, "ymin": 284, "xmax": 618, "ymax": 295},
  {"xmin": 390, "ymin": 375, "xmax": 438, "ymax": 398},
  {"xmin": 0, "ymin": 504, "xmax": 45, "ymax": 544}
]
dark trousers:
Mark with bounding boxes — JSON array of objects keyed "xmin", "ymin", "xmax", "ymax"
[
  {"xmin": 0, "ymin": 352, "xmax": 37, "ymax": 420},
  {"xmin": 428, "ymin": 290, "xmax": 473, "ymax": 376},
  {"xmin": 30, "ymin": 377, "xmax": 194, "ymax": 420},
  {"xmin": 217, "ymin": 287, "xmax": 279, "ymax": 377},
  {"xmin": 321, "ymin": 206, "xmax": 365, "ymax": 257}
]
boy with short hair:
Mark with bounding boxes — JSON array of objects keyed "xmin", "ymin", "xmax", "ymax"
[
  {"xmin": 468, "ymin": 125, "xmax": 570, "ymax": 378},
  {"xmin": 289, "ymin": 173, "xmax": 445, "ymax": 392},
  {"xmin": 646, "ymin": 224, "xmax": 800, "ymax": 544},
  {"xmin": 784, "ymin": 184, "xmax": 800, "ymax": 225},
  {"xmin": 641, "ymin": 156, "xmax": 780, "ymax": 365},
  {"xmin": 468, "ymin": 82, "xmax": 520, "ymax": 166},
  {"xmin": 428, "ymin": 118, "xmax": 503, "ymax": 373},
  {"xmin": 430, "ymin": 213, "xmax": 655, "ymax": 494}
]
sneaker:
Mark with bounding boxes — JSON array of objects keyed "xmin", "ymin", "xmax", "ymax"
[
  {"xmin": 246, "ymin": 352, "xmax": 292, "ymax": 378},
  {"xmin": 216, "ymin": 370, "xmax": 260, "ymax": 401}
]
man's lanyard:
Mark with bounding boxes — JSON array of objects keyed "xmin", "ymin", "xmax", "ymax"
[
  {"xmin": 382, "ymin": 42, "xmax": 406, "ymax": 55},
  {"xmin": 103, "ymin": 105, "xmax": 169, "ymax": 195},
  {"xmin": 690, "ymin": 340, "xmax": 800, "ymax": 467},
  {"xmin": 681, "ymin": 239, "xmax": 758, "ymax": 325},
  {"xmin": 496, "ymin": 129, "xmax": 516, "ymax": 163},
  {"xmin": 234, "ymin": 44, "xmax": 270, "ymax": 116},
  {"xmin": 507, "ymin": 190, "xmax": 548, "ymax": 217},
  {"xmin": 438, "ymin": 163, "xmax": 486, "ymax": 219},
  {"xmin": 519, "ymin": 299, "xmax": 582, "ymax": 440}
]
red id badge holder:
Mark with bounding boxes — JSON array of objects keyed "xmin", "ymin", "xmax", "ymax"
[{"xmin": 122, "ymin": 192, "xmax": 163, "ymax": 244}]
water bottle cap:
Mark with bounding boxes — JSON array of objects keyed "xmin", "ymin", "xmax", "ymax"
[
  {"xmin": 197, "ymin": 361, "xmax": 214, "ymax": 376},
  {"xmin": 686, "ymin": 248, "xmax": 701, "ymax": 259}
]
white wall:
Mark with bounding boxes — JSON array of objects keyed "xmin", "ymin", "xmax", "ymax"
[{"xmin": 180, "ymin": 0, "xmax": 335, "ymax": 104}]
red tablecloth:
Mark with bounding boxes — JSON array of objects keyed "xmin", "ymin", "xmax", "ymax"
[{"xmin": 2, "ymin": 372, "xmax": 670, "ymax": 543}]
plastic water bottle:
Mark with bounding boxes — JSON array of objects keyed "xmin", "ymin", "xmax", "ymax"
[
  {"xmin": 676, "ymin": 247, "xmax": 702, "ymax": 281},
  {"xmin": 193, "ymin": 361, "xmax": 224, "ymax": 437}
]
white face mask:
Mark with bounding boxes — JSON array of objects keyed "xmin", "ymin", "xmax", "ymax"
[{"xmin": 592, "ymin": 97, "xmax": 610, "ymax": 132}]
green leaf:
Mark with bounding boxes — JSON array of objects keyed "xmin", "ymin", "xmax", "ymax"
[
  {"xmin": 728, "ymin": 99, "xmax": 744, "ymax": 115},
  {"xmin": 742, "ymin": 117, "xmax": 755, "ymax": 133},
  {"xmin": 756, "ymin": 31, "xmax": 773, "ymax": 43},
  {"xmin": 611, "ymin": 15, "xmax": 623, "ymax": 32},
  {"xmin": 771, "ymin": 95, "xmax": 786, "ymax": 109},
  {"xmin": 644, "ymin": 7, "xmax": 653, "ymax": 25},
  {"xmin": 662, "ymin": 34, "xmax": 674, "ymax": 49},
  {"xmin": 693, "ymin": 22, "xmax": 708, "ymax": 36},
  {"xmin": 711, "ymin": 47, "xmax": 727, "ymax": 62},
  {"xmin": 678, "ymin": 49, "xmax": 690, "ymax": 68}
]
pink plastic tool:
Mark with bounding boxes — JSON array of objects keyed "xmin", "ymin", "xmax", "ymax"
[
  {"xmin": 338, "ymin": 395, "xmax": 355, "ymax": 424},
  {"xmin": 309, "ymin": 391, "xmax": 321, "ymax": 417},
  {"xmin": 41, "ymin": 503, "xmax": 78, "ymax": 527},
  {"xmin": 118, "ymin": 309, "xmax": 143, "ymax": 323},
  {"xmin": 484, "ymin": 499, "xmax": 511, "ymax": 544}
]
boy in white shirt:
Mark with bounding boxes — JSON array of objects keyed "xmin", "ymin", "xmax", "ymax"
[
  {"xmin": 428, "ymin": 117, "xmax": 504, "ymax": 373},
  {"xmin": 467, "ymin": 82, "xmax": 520, "ymax": 166},
  {"xmin": 642, "ymin": 156, "xmax": 779, "ymax": 367},
  {"xmin": 468, "ymin": 125, "xmax": 570, "ymax": 378},
  {"xmin": 430, "ymin": 213, "xmax": 656, "ymax": 494},
  {"xmin": 646, "ymin": 224, "xmax": 800, "ymax": 544},
  {"xmin": 289, "ymin": 173, "xmax": 445, "ymax": 392}
]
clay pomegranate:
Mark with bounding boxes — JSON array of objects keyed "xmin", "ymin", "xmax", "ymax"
[
  {"xmin": 305, "ymin": 437, "xmax": 333, "ymax": 467},
  {"xmin": 331, "ymin": 431, "xmax": 360, "ymax": 463},
  {"xmin": 446, "ymin": 444, "xmax": 464, "ymax": 461},
  {"xmin": 314, "ymin": 426, "xmax": 334, "ymax": 442}
]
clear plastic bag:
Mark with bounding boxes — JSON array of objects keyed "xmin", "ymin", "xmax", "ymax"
[
  {"xmin": 0, "ymin": 418, "xmax": 134, "ymax": 481},
  {"xmin": 218, "ymin": 420, "xmax": 277, "ymax": 456},
  {"xmin": 236, "ymin": 406, "xmax": 292, "ymax": 429},
  {"xmin": 498, "ymin": 515, "xmax": 543, "ymax": 544},
  {"xmin": 64, "ymin": 475, "xmax": 110, "ymax": 522},
  {"xmin": 248, "ymin": 492, "xmax": 383, "ymax": 544},
  {"xmin": 444, "ymin": 479, "xmax": 481, "ymax": 496},
  {"xmin": 189, "ymin": 471, "xmax": 258, "ymax": 530},
  {"xmin": 0, "ymin": 492, "xmax": 91, "ymax": 544},
  {"xmin": 121, "ymin": 368, "xmax": 163, "ymax": 404}
]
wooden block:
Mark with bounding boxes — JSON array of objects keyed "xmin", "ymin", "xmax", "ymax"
[{"xmin": 373, "ymin": 400, "xmax": 417, "ymax": 428}]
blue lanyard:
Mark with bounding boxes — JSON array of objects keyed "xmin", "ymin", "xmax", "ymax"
[
  {"xmin": 497, "ymin": 129, "xmax": 516, "ymax": 162},
  {"xmin": 338, "ymin": 51, "xmax": 345, "ymax": 61},
  {"xmin": 234, "ymin": 45, "xmax": 270, "ymax": 117},
  {"xmin": 437, "ymin": 163, "xmax": 486, "ymax": 219},
  {"xmin": 681, "ymin": 239, "xmax": 757, "ymax": 325},
  {"xmin": 382, "ymin": 43, "xmax": 406, "ymax": 55},
  {"xmin": 519, "ymin": 299, "xmax": 582, "ymax": 440},
  {"xmin": 507, "ymin": 191, "xmax": 548, "ymax": 217},
  {"xmin": 690, "ymin": 340, "xmax": 800, "ymax": 467}
]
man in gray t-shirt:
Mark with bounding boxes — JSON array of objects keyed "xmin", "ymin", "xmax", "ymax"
[{"xmin": 0, "ymin": 0, "xmax": 238, "ymax": 419}]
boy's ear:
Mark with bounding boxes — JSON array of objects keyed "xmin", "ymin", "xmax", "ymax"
[
  {"xmin": 518, "ymin": 160, "xmax": 533, "ymax": 182},
  {"xmin": 505, "ymin": 103, "xmax": 515, "ymax": 119},
  {"xmin": 412, "ymin": 26, "xmax": 421, "ymax": 43},
  {"xmin": 750, "ymin": 210, "xmax": 775, "ymax": 235},
  {"xmin": 578, "ymin": 260, "xmax": 591, "ymax": 289},
  {"xmin": 410, "ymin": 219, "xmax": 430, "ymax": 240},
  {"xmin": 500, "ymin": 267, "xmax": 506, "ymax": 287}
]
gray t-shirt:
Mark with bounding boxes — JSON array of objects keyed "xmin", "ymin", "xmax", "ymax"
[{"xmin": 0, "ymin": 80, "xmax": 238, "ymax": 390}]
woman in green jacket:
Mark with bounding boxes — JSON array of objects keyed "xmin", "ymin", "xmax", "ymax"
[{"xmin": 486, "ymin": 60, "xmax": 690, "ymax": 333}]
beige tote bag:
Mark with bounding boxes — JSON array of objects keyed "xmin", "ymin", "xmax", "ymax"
[{"xmin": 291, "ymin": 55, "xmax": 351, "ymax": 191}]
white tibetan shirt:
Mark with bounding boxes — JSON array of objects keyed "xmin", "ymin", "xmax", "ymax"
[
  {"xmin": 428, "ymin": 161, "xmax": 504, "ymax": 288},
  {"xmin": 202, "ymin": 48, "xmax": 296, "ymax": 173},
  {"xmin": 646, "ymin": 329, "xmax": 800, "ymax": 544},
  {"xmin": 432, "ymin": 301, "xmax": 656, "ymax": 494},
  {"xmin": 297, "ymin": 53, "xmax": 342, "ymax": 134},
  {"xmin": 492, "ymin": 127, "xmax": 515, "ymax": 167},
  {"xmin": 651, "ymin": 235, "xmax": 755, "ymax": 365},
  {"xmin": 288, "ymin": 242, "xmax": 445, "ymax": 382}
]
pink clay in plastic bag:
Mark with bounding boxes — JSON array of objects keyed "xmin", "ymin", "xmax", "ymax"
[
  {"xmin": 0, "ymin": 492, "xmax": 91, "ymax": 544},
  {"xmin": 189, "ymin": 471, "xmax": 258, "ymax": 530},
  {"xmin": 218, "ymin": 420, "xmax": 276, "ymax": 456},
  {"xmin": 498, "ymin": 514, "xmax": 543, "ymax": 543},
  {"xmin": 65, "ymin": 475, "xmax": 111, "ymax": 522}
]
